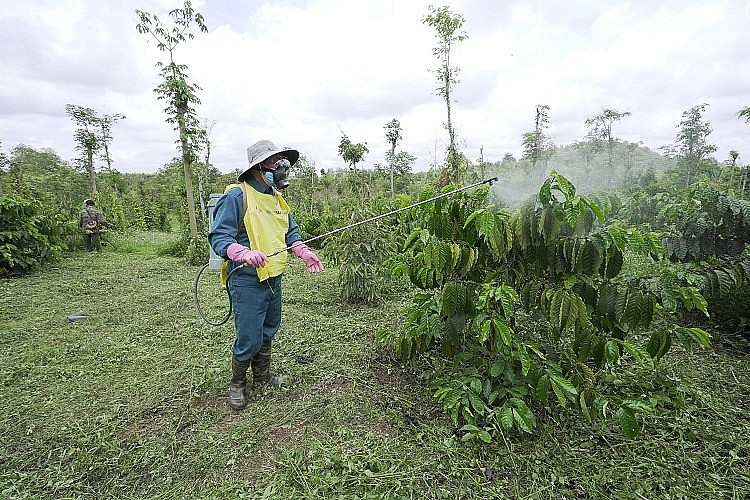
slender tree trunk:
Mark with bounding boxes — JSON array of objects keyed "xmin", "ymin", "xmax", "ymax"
[
  {"xmin": 87, "ymin": 147, "xmax": 97, "ymax": 193},
  {"xmin": 389, "ymin": 145, "xmax": 395, "ymax": 198},
  {"xmin": 16, "ymin": 163, "xmax": 23, "ymax": 196},
  {"xmin": 103, "ymin": 143, "xmax": 112, "ymax": 170},
  {"xmin": 177, "ymin": 102, "xmax": 198, "ymax": 238},
  {"xmin": 198, "ymin": 174, "xmax": 206, "ymax": 220}
]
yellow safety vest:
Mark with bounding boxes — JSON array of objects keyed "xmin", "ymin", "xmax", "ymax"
[{"xmin": 221, "ymin": 182, "xmax": 291, "ymax": 285}]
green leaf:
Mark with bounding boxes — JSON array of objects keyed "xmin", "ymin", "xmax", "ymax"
[
  {"xmin": 619, "ymin": 340, "xmax": 654, "ymax": 369},
  {"xmin": 604, "ymin": 340, "xmax": 619, "ymax": 363},
  {"xmin": 580, "ymin": 392, "xmax": 591, "ymax": 422},
  {"xmin": 646, "ymin": 329, "xmax": 672, "ymax": 360},
  {"xmin": 583, "ymin": 196, "xmax": 605, "ymax": 223},
  {"xmin": 478, "ymin": 430, "xmax": 492, "ymax": 443},
  {"xmin": 493, "ymin": 318, "xmax": 513, "ymax": 347},
  {"xmin": 497, "ymin": 284, "xmax": 518, "ymax": 319},
  {"xmin": 510, "ymin": 398, "xmax": 536, "ymax": 433},
  {"xmin": 618, "ymin": 407, "xmax": 640, "ymax": 439},
  {"xmin": 535, "ymin": 374, "xmax": 549, "ymax": 402},
  {"xmin": 550, "ymin": 374, "xmax": 578, "ymax": 397},
  {"xmin": 519, "ymin": 348, "xmax": 531, "ymax": 377},
  {"xmin": 402, "ymin": 228, "xmax": 422, "ymax": 250},
  {"xmin": 499, "ymin": 406, "xmax": 514, "ymax": 430},
  {"xmin": 538, "ymin": 178, "xmax": 552, "ymax": 205}
]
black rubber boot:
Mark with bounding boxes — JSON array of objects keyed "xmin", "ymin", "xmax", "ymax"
[
  {"xmin": 228, "ymin": 356, "xmax": 251, "ymax": 410},
  {"xmin": 251, "ymin": 341, "xmax": 288, "ymax": 389}
]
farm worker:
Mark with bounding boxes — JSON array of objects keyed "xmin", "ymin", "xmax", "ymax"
[
  {"xmin": 78, "ymin": 199, "xmax": 114, "ymax": 252},
  {"xmin": 209, "ymin": 139, "xmax": 324, "ymax": 411}
]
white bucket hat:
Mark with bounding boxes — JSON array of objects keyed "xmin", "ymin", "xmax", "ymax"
[{"xmin": 239, "ymin": 140, "xmax": 299, "ymax": 182}]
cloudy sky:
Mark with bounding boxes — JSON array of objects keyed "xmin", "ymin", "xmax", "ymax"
[{"xmin": 2, "ymin": 0, "xmax": 749, "ymax": 175}]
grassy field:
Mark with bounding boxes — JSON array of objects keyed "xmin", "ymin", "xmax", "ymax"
[{"xmin": 1, "ymin": 231, "xmax": 749, "ymax": 499}]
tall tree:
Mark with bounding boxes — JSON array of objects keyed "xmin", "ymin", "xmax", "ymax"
[
  {"xmin": 738, "ymin": 107, "xmax": 750, "ymax": 192},
  {"xmin": 98, "ymin": 113, "xmax": 126, "ymax": 171},
  {"xmin": 675, "ymin": 103, "xmax": 716, "ymax": 187},
  {"xmin": 521, "ymin": 104, "xmax": 554, "ymax": 178},
  {"xmin": 422, "ymin": 5, "xmax": 468, "ymax": 186},
  {"xmin": 338, "ymin": 133, "xmax": 369, "ymax": 173},
  {"xmin": 572, "ymin": 140, "xmax": 596, "ymax": 182},
  {"xmin": 724, "ymin": 149, "xmax": 740, "ymax": 188},
  {"xmin": 196, "ymin": 118, "xmax": 215, "ymax": 220},
  {"xmin": 65, "ymin": 104, "xmax": 102, "ymax": 193},
  {"xmin": 0, "ymin": 141, "xmax": 8, "ymax": 197},
  {"xmin": 136, "ymin": 0, "xmax": 207, "ymax": 239},
  {"xmin": 384, "ymin": 118, "xmax": 402, "ymax": 197},
  {"xmin": 585, "ymin": 108, "xmax": 631, "ymax": 170}
]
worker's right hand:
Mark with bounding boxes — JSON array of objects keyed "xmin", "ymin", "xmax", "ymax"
[
  {"xmin": 227, "ymin": 243, "xmax": 268, "ymax": 268},
  {"xmin": 241, "ymin": 250, "xmax": 269, "ymax": 268}
]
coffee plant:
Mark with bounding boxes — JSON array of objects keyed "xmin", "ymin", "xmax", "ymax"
[
  {"xmin": 0, "ymin": 195, "xmax": 69, "ymax": 276},
  {"xmin": 618, "ymin": 176, "xmax": 750, "ymax": 334},
  {"xmin": 325, "ymin": 198, "xmax": 399, "ymax": 304},
  {"xmin": 383, "ymin": 172, "xmax": 711, "ymax": 440}
]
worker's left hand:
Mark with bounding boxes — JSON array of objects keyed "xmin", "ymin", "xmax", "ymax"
[{"xmin": 291, "ymin": 243, "xmax": 324, "ymax": 273}]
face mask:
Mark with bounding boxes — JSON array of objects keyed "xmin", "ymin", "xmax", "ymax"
[{"xmin": 262, "ymin": 171, "xmax": 275, "ymax": 187}]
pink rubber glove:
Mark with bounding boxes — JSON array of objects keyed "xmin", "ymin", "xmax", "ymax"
[
  {"xmin": 227, "ymin": 243, "xmax": 268, "ymax": 268},
  {"xmin": 291, "ymin": 242, "xmax": 324, "ymax": 273}
]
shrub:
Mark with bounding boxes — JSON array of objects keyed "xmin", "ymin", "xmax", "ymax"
[
  {"xmin": 0, "ymin": 195, "xmax": 68, "ymax": 276},
  {"xmin": 383, "ymin": 173, "xmax": 711, "ymax": 441}
]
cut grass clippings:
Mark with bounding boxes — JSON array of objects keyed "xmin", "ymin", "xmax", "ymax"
[{"xmin": 1, "ymin": 231, "xmax": 749, "ymax": 499}]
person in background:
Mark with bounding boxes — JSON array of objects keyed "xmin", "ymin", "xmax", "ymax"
[
  {"xmin": 208, "ymin": 139, "xmax": 323, "ymax": 410},
  {"xmin": 78, "ymin": 199, "xmax": 114, "ymax": 252}
]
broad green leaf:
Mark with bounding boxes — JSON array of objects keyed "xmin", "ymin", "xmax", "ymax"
[
  {"xmin": 535, "ymin": 375, "xmax": 549, "ymax": 402},
  {"xmin": 550, "ymin": 374, "xmax": 578, "ymax": 398},
  {"xmin": 510, "ymin": 398, "xmax": 536, "ymax": 433},
  {"xmin": 499, "ymin": 406, "xmax": 514, "ymax": 430},
  {"xmin": 538, "ymin": 178, "xmax": 552, "ymax": 204},
  {"xmin": 493, "ymin": 318, "xmax": 513, "ymax": 347},
  {"xmin": 619, "ymin": 340, "xmax": 654, "ymax": 369},
  {"xmin": 463, "ymin": 208, "xmax": 483, "ymax": 229},
  {"xmin": 618, "ymin": 407, "xmax": 640, "ymax": 439}
]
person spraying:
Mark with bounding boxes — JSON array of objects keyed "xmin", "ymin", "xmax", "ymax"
[{"xmin": 208, "ymin": 139, "xmax": 323, "ymax": 410}]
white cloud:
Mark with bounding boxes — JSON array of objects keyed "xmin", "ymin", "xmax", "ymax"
[{"xmin": 1, "ymin": 0, "xmax": 749, "ymax": 175}]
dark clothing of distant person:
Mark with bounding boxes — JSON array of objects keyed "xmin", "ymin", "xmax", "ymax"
[{"xmin": 78, "ymin": 199, "xmax": 113, "ymax": 252}]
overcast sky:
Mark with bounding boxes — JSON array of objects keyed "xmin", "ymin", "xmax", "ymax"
[{"xmin": 2, "ymin": 0, "xmax": 749, "ymax": 175}]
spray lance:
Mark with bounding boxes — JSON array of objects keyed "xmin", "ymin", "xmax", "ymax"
[{"xmin": 194, "ymin": 176, "xmax": 499, "ymax": 326}]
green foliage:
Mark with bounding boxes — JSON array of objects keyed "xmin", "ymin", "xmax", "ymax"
[
  {"xmin": 385, "ymin": 172, "xmax": 711, "ymax": 441},
  {"xmin": 135, "ymin": 0, "xmax": 208, "ymax": 239},
  {"xmin": 672, "ymin": 103, "xmax": 717, "ymax": 187},
  {"xmin": 422, "ymin": 4, "xmax": 468, "ymax": 186},
  {"xmin": 156, "ymin": 227, "xmax": 208, "ymax": 266},
  {"xmin": 0, "ymin": 195, "xmax": 68, "ymax": 276},
  {"xmin": 662, "ymin": 194, "xmax": 750, "ymax": 262},
  {"xmin": 521, "ymin": 104, "xmax": 554, "ymax": 177},
  {"xmin": 337, "ymin": 133, "xmax": 369, "ymax": 172},
  {"xmin": 325, "ymin": 200, "xmax": 399, "ymax": 304}
]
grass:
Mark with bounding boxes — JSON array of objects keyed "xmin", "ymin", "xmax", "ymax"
[{"xmin": 1, "ymin": 231, "xmax": 749, "ymax": 499}]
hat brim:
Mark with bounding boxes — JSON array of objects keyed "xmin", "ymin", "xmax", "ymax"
[{"xmin": 238, "ymin": 148, "xmax": 300, "ymax": 182}]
